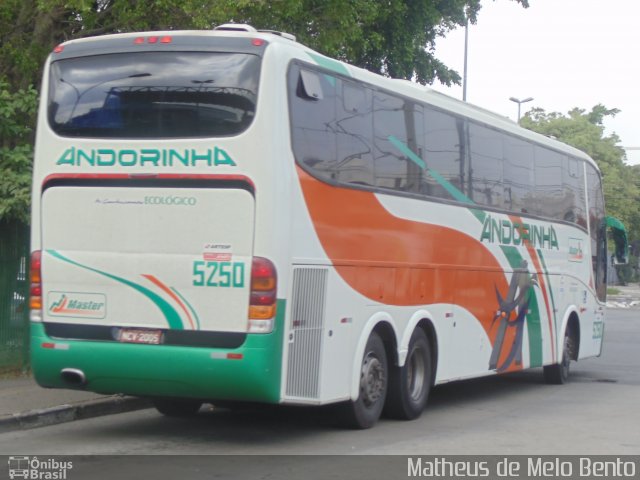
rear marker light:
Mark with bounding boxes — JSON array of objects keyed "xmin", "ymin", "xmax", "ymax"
[
  {"xmin": 252, "ymin": 39, "xmax": 265, "ymax": 47},
  {"xmin": 41, "ymin": 342, "xmax": 69, "ymax": 350},
  {"xmin": 160, "ymin": 36, "xmax": 172, "ymax": 43},
  {"xmin": 134, "ymin": 37, "xmax": 145, "ymax": 44},
  {"xmin": 53, "ymin": 45, "xmax": 64, "ymax": 53},
  {"xmin": 210, "ymin": 352, "xmax": 243, "ymax": 360},
  {"xmin": 148, "ymin": 36, "xmax": 158, "ymax": 44}
]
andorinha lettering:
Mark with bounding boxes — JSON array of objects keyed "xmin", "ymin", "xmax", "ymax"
[
  {"xmin": 56, "ymin": 147, "xmax": 236, "ymax": 167},
  {"xmin": 480, "ymin": 215, "xmax": 559, "ymax": 250}
]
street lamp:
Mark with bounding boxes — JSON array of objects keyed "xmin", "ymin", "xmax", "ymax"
[{"xmin": 509, "ymin": 96, "xmax": 533, "ymax": 123}]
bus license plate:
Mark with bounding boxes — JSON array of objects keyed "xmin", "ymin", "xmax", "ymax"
[{"xmin": 118, "ymin": 328, "xmax": 162, "ymax": 345}]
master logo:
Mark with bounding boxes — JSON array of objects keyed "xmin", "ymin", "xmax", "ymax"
[{"xmin": 47, "ymin": 292, "xmax": 106, "ymax": 319}]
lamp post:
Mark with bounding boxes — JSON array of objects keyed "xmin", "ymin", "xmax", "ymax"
[{"xmin": 509, "ymin": 96, "xmax": 533, "ymax": 123}]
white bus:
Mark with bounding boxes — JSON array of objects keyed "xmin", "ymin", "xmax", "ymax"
[{"xmin": 30, "ymin": 25, "xmax": 627, "ymax": 428}]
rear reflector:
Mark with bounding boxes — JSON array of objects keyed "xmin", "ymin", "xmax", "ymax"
[{"xmin": 41, "ymin": 342, "xmax": 69, "ymax": 350}]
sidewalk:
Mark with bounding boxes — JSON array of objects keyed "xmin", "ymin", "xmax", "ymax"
[
  {"xmin": 606, "ymin": 282, "xmax": 640, "ymax": 308},
  {"xmin": 0, "ymin": 376, "xmax": 150, "ymax": 433}
]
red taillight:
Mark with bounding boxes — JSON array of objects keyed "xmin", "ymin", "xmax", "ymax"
[
  {"xmin": 252, "ymin": 38, "xmax": 265, "ymax": 47},
  {"xmin": 53, "ymin": 44, "xmax": 64, "ymax": 53},
  {"xmin": 30, "ymin": 250, "xmax": 41, "ymax": 282},
  {"xmin": 251, "ymin": 257, "xmax": 277, "ymax": 291},
  {"xmin": 30, "ymin": 250, "xmax": 43, "ymax": 316},
  {"xmin": 134, "ymin": 36, "xmax": 172, "ymax": 45},
  {"xmin": 248, "ymin": 257, "xmax": 277, "ymax": 332}
]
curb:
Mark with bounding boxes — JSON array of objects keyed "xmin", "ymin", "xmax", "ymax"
[{"xmin": 0, "ymin": 396, "xmax": 152, "ymax": 433}]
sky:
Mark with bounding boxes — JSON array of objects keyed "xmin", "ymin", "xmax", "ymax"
[{"xmin": 431, "ymin": 0, "xmax": 640, "ymax": 165}]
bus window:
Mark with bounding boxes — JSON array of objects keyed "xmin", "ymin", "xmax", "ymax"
[
  {"xmin": 503, "ymin": 136, "xmax": 534, "ymax": 214},
  {"xmin": 336, "ymin": 80, "xmax": 374, "ymax": 186},
  {"xmin": 468, "ymin": 124, "xmax": 504, "ymax": 209},
  {"xmin": 49, "ymin": 52, "xmax": 260, "ymax": 138},
  {"xmin": 290, "ymin": 66, "xmax": 338, "ymax": 178}
]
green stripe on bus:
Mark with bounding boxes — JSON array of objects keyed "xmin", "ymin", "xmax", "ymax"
[
  {"xmin": 388, "ymin": 135, "xmax": 477, "ymax": 207},
  {"xmin": 171, "ymin": 287, "xmax": 201, "ymax": 330},
  {"xmin": 306, "ymin": 52, "xmax": 351, "ymax": 76}
]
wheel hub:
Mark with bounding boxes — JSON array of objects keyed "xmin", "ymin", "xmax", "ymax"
[{"xmin": 360, "ymin": 353, "xmax": 385, "ymax": 407}]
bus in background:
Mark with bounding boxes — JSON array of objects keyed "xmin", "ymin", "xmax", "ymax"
[{"xmin": 30, "ymin": 24, "xmax": 628, "ymax": 428}]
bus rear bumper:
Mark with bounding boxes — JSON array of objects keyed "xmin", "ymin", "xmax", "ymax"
[{"xmin": 30, "ymin": 308, "xmax": 284, "ymax": 404}]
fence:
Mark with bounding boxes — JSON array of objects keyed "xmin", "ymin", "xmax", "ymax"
[{"xmin": 0, "ymin": 220, "xmax": 30, "ymax": 373}]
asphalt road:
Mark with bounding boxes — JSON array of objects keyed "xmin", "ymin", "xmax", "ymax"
[{"xmin": 1, "ymin": 310, "xmax": 638, "ymax": 463}]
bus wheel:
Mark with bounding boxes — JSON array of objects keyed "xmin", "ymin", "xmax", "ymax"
[
  {"xmin": 339, "ymin": 332, "xmax": 388, "ymax": 429},
  {"xmin": 544, "ymin": 328, "xmax": 573, "ymax": 384},
  {"xmin": 153, "ymin": 398, "xmax": 202, "ymax": 417},
  {"xmin": 384, "ymin": 328, "xmax": 432, "ymax": 420}
]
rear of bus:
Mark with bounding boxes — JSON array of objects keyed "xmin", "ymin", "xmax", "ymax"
[{"xmin": 30, "ymin": 30, "xmax": 287, "ymax": 406}]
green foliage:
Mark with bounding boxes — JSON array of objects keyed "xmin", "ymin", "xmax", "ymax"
[
  {"xmin": 521, "ymin": 106, "xmax": 640, "ymax": 245},
  {"xmin": 0, "ymin": 80, "xmax": 37, "ymax": 224}
]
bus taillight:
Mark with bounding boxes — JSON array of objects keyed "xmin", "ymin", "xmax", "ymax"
[
  {"xmin": 29, "ymin": 250, "xmax": 43, "ymax": 321},
  {"xmin": 248, "ymin": 257, "xmax": 277, "ymax": 333}
]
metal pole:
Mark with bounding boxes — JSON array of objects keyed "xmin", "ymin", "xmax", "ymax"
[{"xmin": 463, "ymin": 17, "xmax": 469, "ymax": 102}]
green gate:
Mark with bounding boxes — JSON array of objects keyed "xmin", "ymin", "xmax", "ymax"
[{"xmin": 0, "ymin": 220, "xmax": 30, "ymax": 373}]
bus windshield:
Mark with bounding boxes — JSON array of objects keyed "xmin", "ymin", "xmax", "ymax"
[{"xmin": 48, "ymin": 51, "xmax": 261, "ymax": 138}]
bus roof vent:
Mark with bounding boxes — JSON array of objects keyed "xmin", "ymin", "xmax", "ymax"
[
  {"xmin": 258, "ymin": 30, "xmax": 297, "ymax": 42},
  {"xmin": 214, "ymin": 23, "xmax": 257, "ymax": 33}
]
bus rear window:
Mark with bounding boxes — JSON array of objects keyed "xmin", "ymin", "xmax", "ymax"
[{"xmin": 48, "ymin": 52, "xmax": 260, "ymax": 138}]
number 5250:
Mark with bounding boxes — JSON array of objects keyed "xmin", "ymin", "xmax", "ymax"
[{"xmin": 192, "ymin": 261, "xmax": 245, "ymax": 288}]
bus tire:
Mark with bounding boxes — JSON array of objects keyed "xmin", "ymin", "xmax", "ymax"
[
  {"xmin": 544, "ymin": 328, "xmax": 573, "ymax": 384},
  {"xmin": 153, "ymin": 398, "xmax": 202, "ymax": 417},
  {"xmin": 384, "ymin": 327, "xmax": 432, "ymax": 420},
  {"xmin": 338, "ymin": 332, "xmax": 388, "ymax": 429}
]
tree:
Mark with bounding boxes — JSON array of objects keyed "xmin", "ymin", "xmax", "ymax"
[
  {"xmin": 521, "ymin": 105, "xmax": 640, "ymax": 246},
  {"xmin": 0, "ymin": 0, "xmax": 529, "ymax": 223},
  {"xmin": 0, "ymin": 80, "xmax": 37, "ymax": 224}
]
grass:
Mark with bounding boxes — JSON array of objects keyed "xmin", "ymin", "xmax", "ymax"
[{"xmin": 607, "ymin": 287, "xmax": 621, "ymax": 295}]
